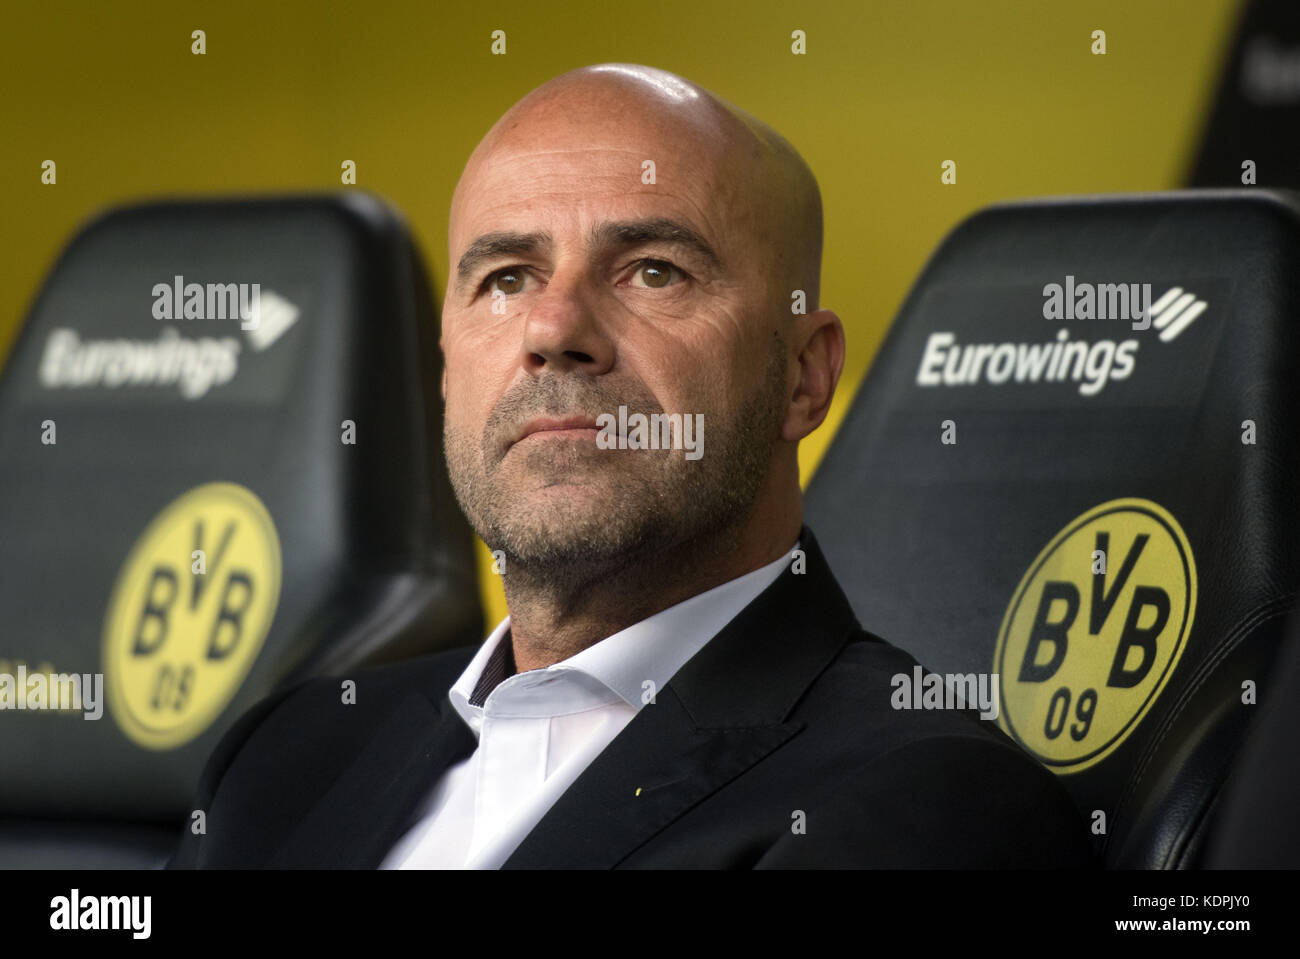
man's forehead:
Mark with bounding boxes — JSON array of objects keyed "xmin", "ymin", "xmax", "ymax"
[
  {"xmin": 466, "ymin": 144, "xmax": 682, "ymax": 193},
  {"xmin": 450, "ymin": 134, "xmax": 755, "ymax": 254}
]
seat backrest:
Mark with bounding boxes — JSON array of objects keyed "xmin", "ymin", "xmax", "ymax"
[
  {"xmin": 0, "ymin": 193, "xmax": 482, "ymax": 865},
  {"xmin": 1189, "ymin": 0, "xmax": 1300, "ymax": 189},
  {"xmin": 805, "ymin": 189, "xmax": 1300, "ymax": 868},
  {"xmin": 1204, "ymin": 601, "xmax": 1300, "ymax": 868}
]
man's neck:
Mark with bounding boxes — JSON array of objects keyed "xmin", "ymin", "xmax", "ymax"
[{"xmin": 503, "ymin": 517, "xmax": 799, "ymax": 673}]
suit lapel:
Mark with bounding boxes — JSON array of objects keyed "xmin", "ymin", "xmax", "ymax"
[
  {"xmin": 503, "ymin": 526, "xmax": 861, "ymax": 868},
  {"xmin": 269, "ymin": 690, "xmax": 476, "ymax": 867}
]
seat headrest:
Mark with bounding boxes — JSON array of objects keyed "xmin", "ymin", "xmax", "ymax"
[
  {"xmin": 806, "ymin": 189, "xmax": 1300, "ymax": 867},
  {"xmin": 0, "ymin": 193, "xmax": 482, "ymax": 821}
]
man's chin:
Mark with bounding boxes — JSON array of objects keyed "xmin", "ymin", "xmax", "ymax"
[
  {"xmin": 482, "ymin": 497, "xmax": 660, "ymax": 570},
  {"xmin": 491, "ymin": 528, "xmax": 640, "ymax": 570}
]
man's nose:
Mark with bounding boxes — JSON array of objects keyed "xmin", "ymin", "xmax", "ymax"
[{"xmin": 519, "ymin": 274, "xmax": 615, "ymax": 376}]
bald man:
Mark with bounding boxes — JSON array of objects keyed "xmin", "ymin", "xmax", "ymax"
[{"xmin": 170, "ymin": 64, "xmax": 1092, "ymax": 869}]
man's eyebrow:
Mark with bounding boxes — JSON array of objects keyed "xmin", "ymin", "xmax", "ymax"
[
  {"xmin": 591, "ymin": 218, "xmax": 721, "ymax": 271},
  {"xmin": 455, "ymin": 230, "xmax": 553, "ymax": 291}
]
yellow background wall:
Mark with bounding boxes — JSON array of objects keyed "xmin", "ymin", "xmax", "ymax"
[{"xmin": 0, "ymin": 0, "xmax": 1243, "ymax": 630}]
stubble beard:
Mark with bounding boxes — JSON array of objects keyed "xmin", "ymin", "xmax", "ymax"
[{"xmin": 443, "ymin": 336, "xmax": 787, "ymax": 593}]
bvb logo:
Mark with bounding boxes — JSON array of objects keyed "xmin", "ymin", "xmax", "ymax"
[
  {"xmin": 993, "ymin": 498, "xmax": 1196, "ymax": 774},
  {"xmin": 103, "ymin": 482, "xmax": 281, "ymax": 750}
]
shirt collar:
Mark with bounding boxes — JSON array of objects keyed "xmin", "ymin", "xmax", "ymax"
[{"xmin": 447, "ymin": 539, "xmax": 799, "ymax": 728}]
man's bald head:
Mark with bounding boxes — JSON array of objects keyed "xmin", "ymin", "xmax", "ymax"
[
  {"xmin": 451, "ymin": 63, "xmax": 824, "ymax": 310},
  {"xmin": 439, "ymin": 61, "xmax": 844, "ymax": 616}
]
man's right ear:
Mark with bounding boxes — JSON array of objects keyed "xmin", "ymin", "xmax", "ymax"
[
  {"xmin": 781, "ymin": 307, "xmax": 845, "ymax": 443},
  {"xmin": 441, "ymin": 364, "xmax": 448, "ymax": 402}
]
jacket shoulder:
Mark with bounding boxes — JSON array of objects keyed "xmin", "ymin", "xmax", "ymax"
[
  {"xmin": 766, "ymin": 629, "xmax": 1093, "ymax": 867},
  {"xmin": 167, "ymin": 644, "xmax": 476, "ymax": 867},
  {"xmin": 803, "ymin": 628, "xmax": 1007, "ymax": 738},
  {"xmin": 756, "ymin": 730, "xmax": 1095, "ymax": 867}
]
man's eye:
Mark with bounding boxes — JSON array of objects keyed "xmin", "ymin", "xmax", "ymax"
[
  {"xmin": 630, "ymin": 259, "xmax": 684, "ymax": 290},
  {"xmin": 481, "ymin": 261, "xmax": 684, "ymax": 297},
  {"xmin": 483, "ymin": 268, "xmax": 528, "ymax": 297}
]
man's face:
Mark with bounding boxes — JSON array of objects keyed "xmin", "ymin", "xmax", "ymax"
[{"xmin": 441, "ymin": 106, "xmax": 788, "ymax": 572}]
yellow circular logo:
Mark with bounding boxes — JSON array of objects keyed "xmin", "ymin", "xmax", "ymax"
[
  {"xmin": 993, "ymin": 498, "xmax": 1196, "ymax": 774},
  {"xmin": 103, "ymin": 482, "xmax": 281, "ymax": 750}
]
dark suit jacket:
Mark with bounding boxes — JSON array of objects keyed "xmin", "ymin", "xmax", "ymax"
[{"xmin": 168, "ymin": 527, "xmax": 1094, "ymax": 868}]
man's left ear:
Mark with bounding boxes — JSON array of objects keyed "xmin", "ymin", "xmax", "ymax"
[{"xmin": 781, "ymin": 308, "xmax": 845, "ymax": 443}]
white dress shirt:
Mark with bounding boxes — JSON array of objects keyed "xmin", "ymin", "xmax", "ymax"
[{"xmin": 380, "ymin": 539, "xmax": 799, "ymax": 869}]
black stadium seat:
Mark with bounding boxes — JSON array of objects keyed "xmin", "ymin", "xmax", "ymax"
[
  {"xmin": 1205, "ymin": 599, "xmax": 1300, "ymax": 867},
  {"xmin": 805, "ymin": 189, "xmax": 1300, "ymax": 868},
  {"xmin": 0, "ymin": 193, "xmax": 483, "ymax": 868},
  {"xmin": 1189, "ymin": 0, "xmax": 1300, "ymax": 190}
]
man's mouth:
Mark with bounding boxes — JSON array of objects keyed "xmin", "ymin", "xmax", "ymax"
[{"xmin": 512, "ymin": 415, "xmax": 601, "ymax": 446}]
